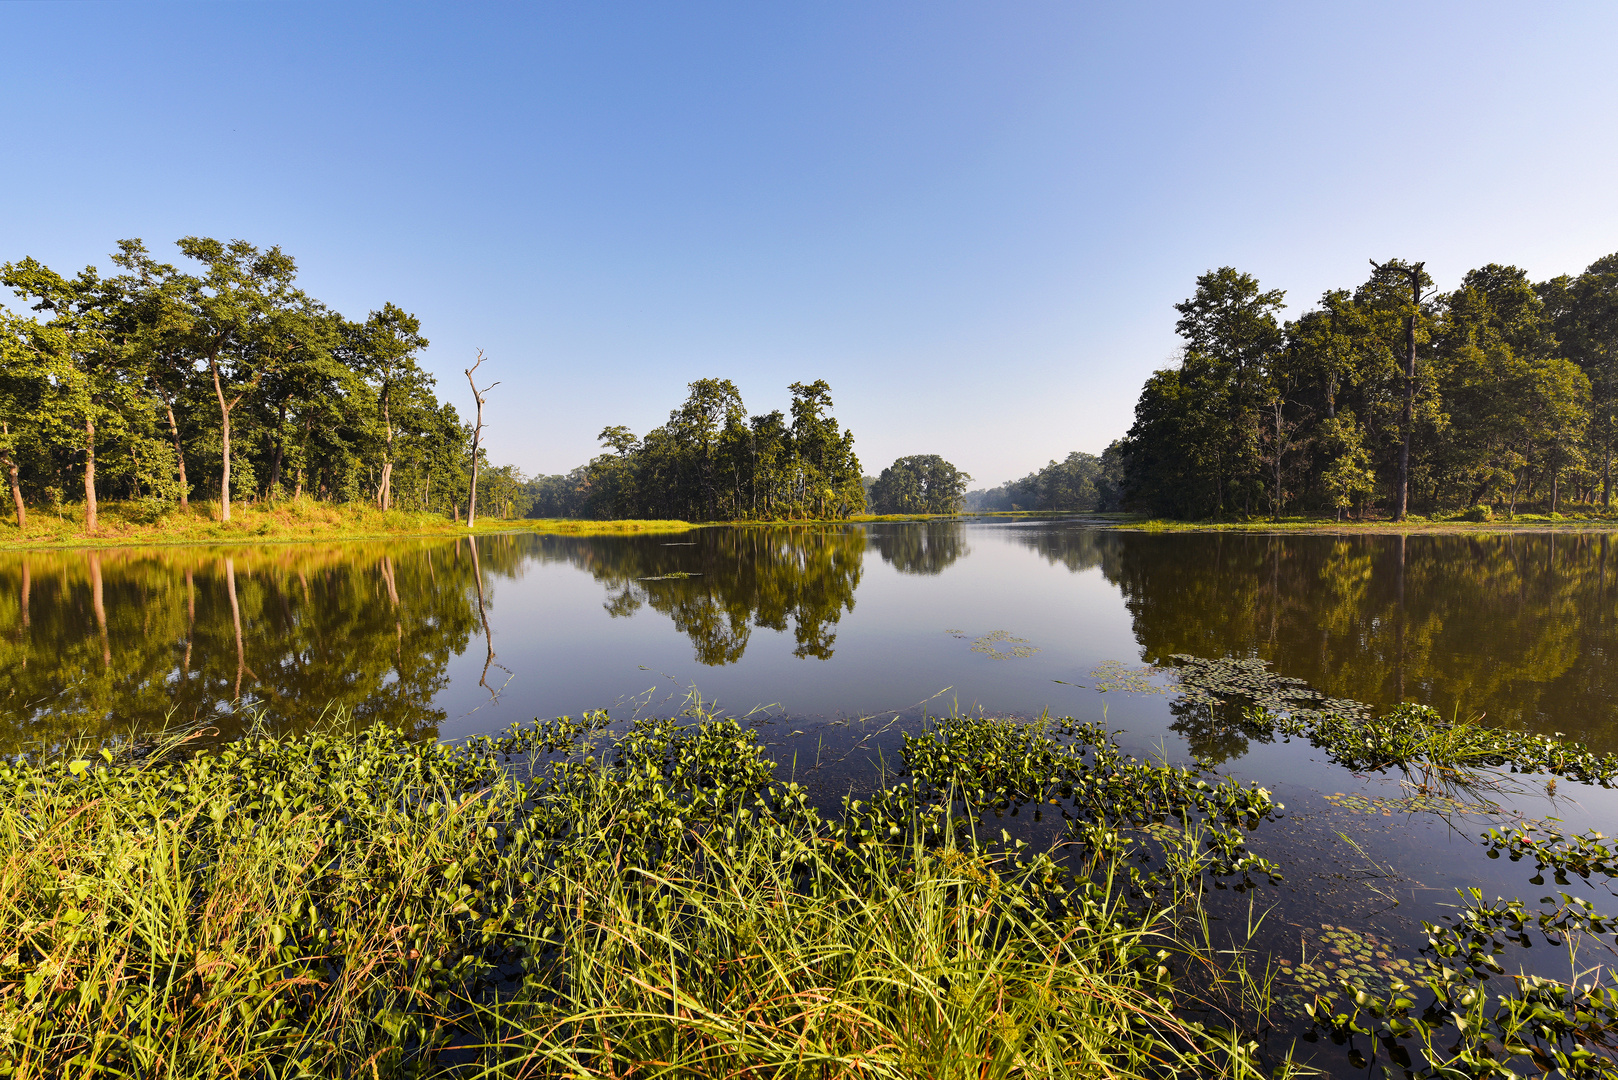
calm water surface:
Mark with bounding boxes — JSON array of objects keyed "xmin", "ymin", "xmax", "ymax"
[
  {"xmin": 5, "ymin": 521, "xmax": 1618, "ymax": 1071},
  {"xmin": 6, "ymin": 520, "xmax": 1618, "ymax": 752}
]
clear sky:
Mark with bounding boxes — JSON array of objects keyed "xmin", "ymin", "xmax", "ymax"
[{"xmin": 3, "ymin": 2, "xmax": 1616, "ymax": 487}]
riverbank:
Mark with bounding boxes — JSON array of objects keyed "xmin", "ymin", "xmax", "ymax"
[
  {"xmin": 1109, "ymin": 511, "xmax": 1618, "ymax": 533},
  {"xmin": 0, "ymin": 499, "xmax": 698, "ymax": 550}
]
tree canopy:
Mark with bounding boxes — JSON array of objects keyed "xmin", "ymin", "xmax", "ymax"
[
  {"xmin": 0, "ymin": 237, "xmax": 527, "ymax": 528},
  {"xmin": 868, "ymin": 454, "xmax": 971, "ymax": 515},
  {"xmin": 556, "ymin": 378, "xmax": 866, "ymax": 522},
  {"xmin": 1116, "ymin": 255, "xmax": 1618, "ymax": 519}
]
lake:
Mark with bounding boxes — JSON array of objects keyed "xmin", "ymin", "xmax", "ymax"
[
  {"xmin": 7, "ymin": 520, "xmax": 1618, "ymax": 754},
  {"xmin": 5, "ymin": 519, "xmax": 1618, "ymax": 1071}
]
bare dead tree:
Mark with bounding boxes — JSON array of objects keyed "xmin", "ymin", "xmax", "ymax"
[{"xmin": 464, "ymin": 350, "xmax": 498, "ymax": 528}]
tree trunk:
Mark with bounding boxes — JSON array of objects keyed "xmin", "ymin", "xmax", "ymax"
[
  {"xmin": 379, "ymin": 396, "xmax": 394, "ymax": 510},
  {"xmin": 269, "ymin": 400, "xmax": 286, "ymax": 496},
  {"xmin": 1604, "ymin": 431, "xmax": 1612, "ymax": 508},
  {"xmin": 161, "ymin": 393, "xmax": 189, "ymax": 512},
  {"xmin": 210, "ymin": 356, "xmax": 234, "ymax": 522},
  {"xmin": 465, "ymin": 353, "xmax": 494, "ymax": 528},
  {"xmin": 84, "ymin": 413, "xmax": 98, "ymax": 534},
  {"xmin": 1395, "ymin": 305, "xmax": 1415, "ymax": 521},
  {"xmin": 2, "ymin": 423, "xmax": 23, "ymax": 529}
]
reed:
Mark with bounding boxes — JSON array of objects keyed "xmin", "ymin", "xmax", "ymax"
[{"xmin": 0, "ymin": 709, "xmax": 1290, "ymax": 1078}]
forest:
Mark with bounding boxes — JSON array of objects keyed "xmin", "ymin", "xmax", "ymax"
[
  {"xmin": 0, "ymin": 238, "xmax": 530, "ymax": 531},
  {"xmin": 1115, "ymin": 254, "xmax": 1618, "ymax": 519},
  {"xmin": 525, "ymin": 377, "xmax": 867, "ymax": 522}
]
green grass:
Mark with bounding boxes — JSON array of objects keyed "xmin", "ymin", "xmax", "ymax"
[
  {"xmin": 0, "ymin": 707, "xmax": 1305, "ymax": 1079},
  {"xmin": 0, "ymin": 499, "xmax": 699, "ymax": 550},
  {"xmin": 1114, "ymin": 511, "xmax": 1618, "ymax": 534}
]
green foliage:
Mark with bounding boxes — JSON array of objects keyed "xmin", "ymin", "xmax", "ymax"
[
  {"xmin": 965, "ymin": 449, "xmax": 1120, "ymax": 513},
  {"xmin": 1118, "ymin": 253, "xmax": 1618, "ymax": 519},
  {"xmin": 868, "ymin": 453, "xmax": 971, "ymax": 514},
  {"xmin": 0, "ymin": 705, "xmax": 1300, "ymax": 1079},
  {"xmin": 0, "ymin": 237, "xmax": 518, "ymax": 532},
  {"xmin": 576, "ymin": 377, "xmax": 866, "ymax": 521}
]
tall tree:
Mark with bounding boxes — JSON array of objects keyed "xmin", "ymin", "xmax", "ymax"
[
  {"xmin": 106, "ymin": 240, "xmax": 196, "ymax": 510},
  {"xmin": 342, "ymin": 303, "xmax": 430, "ymax": 510},
  {"xmin": 174, "ymin": 237, "xmax": 311, "ymax": 522},
  {"xmin": 1171, "ymin": 268, "xmax": 1286, "ymax": 514},
  {"xmin": 1364, "ymin": 259, "xmax": 1433, "ymax": 519},
  {"xmin": 0, "ymin": 258, "xmax": 127, "ymax": 533},
  {"xmin": 464, "ymin": 351, "xmax": 496, "ymax": 527}
]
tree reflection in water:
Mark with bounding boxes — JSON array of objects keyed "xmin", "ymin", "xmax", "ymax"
[
  {"xmin": 0, "ymin": 539, "xmax": 500, "ymax": 754},
  {"xmin": 1013, "ymin": 526, "xmax": 1618, "ymax": 755},
  {"xmin": 6, "ymin": 524, "xmax": 1618, "ymax": 759},
  {"xmin": 867, "ymin": 521, "xmax": 969, "ymax": 576},
  {"xmin": 544, "ymin": 525, "xmax": 866, "ymax": 664}
]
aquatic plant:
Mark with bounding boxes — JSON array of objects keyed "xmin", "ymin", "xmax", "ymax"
[
  {"xmin": 0, "ymin": 706, "xmax": 1298, "ymax": 1079},
  {"xmin": 1169, "ymin": 655, "xmax": 1618, "ymax": 786}
]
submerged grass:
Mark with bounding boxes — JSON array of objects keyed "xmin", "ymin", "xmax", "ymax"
[
  {"xmin": 0, "ymin": 706, "xmax": 1305, "ymax": 1079},
  {"xmin": 0, "ymin": 499, "xmax": 698, "ymax": 550}
]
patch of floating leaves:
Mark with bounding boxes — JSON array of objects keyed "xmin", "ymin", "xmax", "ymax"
[
  {"xmin": 1282, "ymin": 923, "xmax": 1419, "ymax": 1000},
  {"xmin": 1089, "ymin": 660, "xmax": 1168, "ymax": 694},
  {"xmin": 1324, "ymin": 792, "xmax": 1495, "ymax": 817},
  {"xmin": 1168, "ymin": 654, "xmax": 1618, "ymax": 786},
  {"xmin": 969, "ymin": 630, "xmax": 1039, "ymax": 660}
]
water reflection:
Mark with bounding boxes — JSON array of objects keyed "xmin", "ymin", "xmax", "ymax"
[
  {"xmin": 0, "ymin": 539, "xmax": 504, "ymax": 752},
  {"xmin": 1087, "ymin": 530, "xmax": 1618, "ymax": 753},
  {"xmin": 540, "ymin": 525, "xmax": 866, "ymax": 663},
  {"xmin": 868, "ymin": 521, "xmax": 969, "ymax": 575},
  {"xmin": 5, "ymin": 524, "xmax": 1618, "ymax": 756}
]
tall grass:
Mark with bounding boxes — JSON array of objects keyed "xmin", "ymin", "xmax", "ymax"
[{"xmin": 0, "ymin": 710, "xmax": 1287, "ymax": 1078}]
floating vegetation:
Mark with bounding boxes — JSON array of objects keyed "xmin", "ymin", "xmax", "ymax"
[
  {"xmin": 1169, "ymin": 654, "xmax": 1618, "ymax": 786},
  {"xmin": 969, "ymin": 629, "xmax": 1039, "ymax": 659},
  {"xmin": 1308, "ymin": 889, "xmax": 1618, "ymax": 1079},
  {"xmin": 635, "ymin": 570, "xmax": 701, "ymax": 580},
  {"xmin": 1283, "ymin": 924, "xmax": 1419, "ymax": 999},
  {"xmin": 1089, "ymin": 660, "xmax": 1168, "ymax": 693},
  {"xmin": 1484, "ymin": 821, "xmax": 1618, "ymax": 887},
  {"xmin": 0, "ymin": 706, "xmax": 1299, "ymax": 1080},
  {"xmin": 1324, "ymin": 791, "xmax": 1495, "ymax": 816}
]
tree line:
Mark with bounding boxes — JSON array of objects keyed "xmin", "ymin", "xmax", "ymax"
[
  {"xmin": 525, "ymin": 378, "xmax": 867, "ymax": 521},
  {"xmin": 1115, "ymin": 254, "xmax": 1618, "ymax": 519},
  {"xmin": 0, "ymin": 237, "xmax": 529, "ymax": 530}
]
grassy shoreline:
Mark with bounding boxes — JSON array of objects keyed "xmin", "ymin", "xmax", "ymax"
[
  {"xmin": 0, "ymin": 500, "xmax": 700, "ymax": 551},
  {"xmin": 7, "ymin": 499, "xmax": 1618, "ymax": 552},
  {"xmin": 6, "ymin": 668, "xmax": 1618, "ymax": 1076},
  {"xmin": 1104, "ymin": 512, "xmax": 1618, "ymax": 533}
]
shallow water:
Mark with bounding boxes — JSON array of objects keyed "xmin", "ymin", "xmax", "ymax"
[{"xmin": 5, "ymin": 520, "xmax": 1618, "ymax": 1072}]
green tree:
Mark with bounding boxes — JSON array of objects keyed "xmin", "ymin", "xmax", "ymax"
[
  {"xmin": 341, "ymin": 303, "xmax": 431, "ymax": 510},
  {"xmin": 869, "ymin": 454, "xmax": 971, "ymax": 514},
  {"xmin": 174, "ymin": 237, "xmax": 321, "ymax": 522}
]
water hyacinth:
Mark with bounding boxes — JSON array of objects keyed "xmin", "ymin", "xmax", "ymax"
[{"xmin": 0, "ymin": 706, "xmax": 1303, "ymax": 1079}]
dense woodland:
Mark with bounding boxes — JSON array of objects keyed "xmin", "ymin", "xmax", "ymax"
[
  {"xmin": 526, "ymin": 378, "xmax": 867, "ymax": 522},
  {"xmin": 0, "ymin": 238, "xmax": 530, "ymax": 530},
  {"xmin": 13, "ymin": 238, "xmax": 1614, "ymax": 531},
  {"xmin": 866, "ymin": 454, "xmax": 971, "ymax": 514},
  {"xmin": 1115, "ymin": 254, "xmax": 1618, "ymax": 519}
]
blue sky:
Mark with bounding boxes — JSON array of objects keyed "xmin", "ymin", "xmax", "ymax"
[{"xmin": 3, "ymin": 2, "xmax": 1616, "ymax": 486}]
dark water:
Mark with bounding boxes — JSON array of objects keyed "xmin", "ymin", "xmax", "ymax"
[{"xmin": 4, "ymin": 521, "xmax": 1618, "ymax": 1069}]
